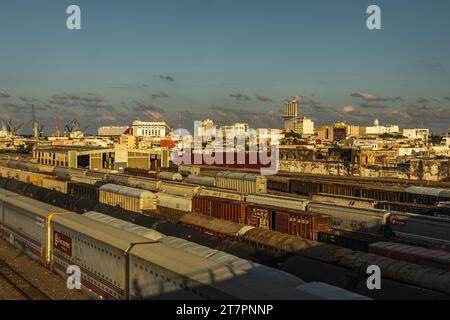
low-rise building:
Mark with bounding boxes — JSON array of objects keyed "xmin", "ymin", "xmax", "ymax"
[{"xmin": 132, "ymin": 120, "xmax": 167, "ymax": 138}]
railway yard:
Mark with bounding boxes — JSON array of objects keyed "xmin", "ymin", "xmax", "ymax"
[{"xmin": 0, "ymin": 156, "xmax": 450, "ymax": 300}]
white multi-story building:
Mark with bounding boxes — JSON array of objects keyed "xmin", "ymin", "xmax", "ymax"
[
  {"xmin": 402, "ymin": 128, "xmax": 430, "ymax": 142},
  {"xmin": 131, "ymin": 121, "xmax": 167, "ymax": 138},
  {"xmin": 282, "ymin": 98, "xmax": 314, "ymax": 135},
  {"xmin": 365, "ymin": 119, "xmax": 400, "ymax": 135},
  {"xmin": 293, "ymin": 117, "xmax": 315, "ymax": 135}
]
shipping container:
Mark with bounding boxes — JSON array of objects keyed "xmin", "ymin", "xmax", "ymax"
[
  {"xmin": 98, "ymin": 183, "xmax": 157, "ymax": 212},
  {"xmin": 246, "ymin": 194, "xmax": 310, "ymax": 211},
  {"xmin": 156, "ymin": 192, "xmax": 192, "ymax": 212},
  {"xmin": 192, "ymin": 196, "xmax": 248, "ymax": 224}
]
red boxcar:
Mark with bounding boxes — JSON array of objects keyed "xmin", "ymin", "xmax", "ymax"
[
  {"xmin": 245, "ymin": 205, "xmax": 274, "ymax": 230},
  {"xmin": 273, "ymin": 209, "xmax": 331, "ymax": 241},
  {"xmin": 192, "ymin": 196, "xmax": 248, "ymax": 224}
]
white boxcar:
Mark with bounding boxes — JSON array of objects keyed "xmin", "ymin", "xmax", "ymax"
[
  {"xmin": 307, "ymin": 201, "xmax": 390, "ymax": 234},
  {"xmin": 159, "ymin": 181, "xmax": 201, "ymax": 197},
  {"xmin": 156, "ymin": 192, "xmax": 192, "ymax": 212},
  {"xmin": 216, "ymin": 171, "xmax": 267, "ymax": 194},
  {"xmin": 99, "ymin": 183, "xmax": 157, "ymax": 212},
  {"xmin": 246, "ymin": 194, "xmax": 310, "ymax": 211},
  {"xmin": 127, "ymin": 177, "xmax": 160, "ymax": 192}
]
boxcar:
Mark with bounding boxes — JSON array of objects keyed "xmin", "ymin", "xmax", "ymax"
[
  {"xmin": 307, "ymin": 202, "xmax": 390, "ymax": 234},
  {"xmin": 159, "ymin": 181, "xmax": 200, "ymax": 197},
  {"xmin": 127, "ymin": 177, "xmax": 160, "ymax": 192},
  {"xmin": 215, "ymin": 171, "xmax": 267, "ymax": 194},
  {"xmin": 199, "ymin": 187, "xmax": 245, "ymax": 201},
  {"xmin": 42, "ymin": 177, "xmax": 69, "ymax": 193},
  {"xmin": 389, "ymin": 212, "xmax": 450, "ymax": 244},
  {"xmin": 192, "ymin": 196, "xmax": 248, "ymax": 224},
  {"xmin": 311, "ymin": 193, "xmax": 377, "ymax": 209},
  {"xmin": 246, "ymin": 194, "xmax": 310, "ymax": 211},
  {"xmin": 156, "ymin": 192, "xmax": 192, "ymax": 212},
  {"xmin": 98, "ymin": 183, "xmax": 157, "ymax": 212},
  {"xmin": 274, "ymin": 209, "xmax": 332, "ymax": 241}
]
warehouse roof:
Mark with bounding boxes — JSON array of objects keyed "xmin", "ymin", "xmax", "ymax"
[{"xmin": 405, "ymin": 186, "xmax": 450, "ymax": 198}]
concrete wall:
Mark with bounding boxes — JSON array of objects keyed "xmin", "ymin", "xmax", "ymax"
[{"xmin": 279, "ymin": 159, "xmax": 449, "ymax": 181}]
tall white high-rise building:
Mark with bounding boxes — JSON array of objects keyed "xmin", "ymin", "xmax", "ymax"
[{"xmin": 282, "ymin": 97, "xmax": 314, "ymax": 135}]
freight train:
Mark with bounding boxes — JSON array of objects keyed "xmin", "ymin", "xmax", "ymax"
[
  {"xmin": 0, "ymin": 189, "xmax": 327, "ymax": 300},
  {"xmin": 1, "ymin": 177, "xmax": 450, "ymax": 299},
  {"xmin": 1, "ymin": 162, "xmax": 450, "ymax": 248}
]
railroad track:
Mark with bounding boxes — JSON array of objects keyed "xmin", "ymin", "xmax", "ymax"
[{"xmin": 0, "ymin": 259, "xmax": 51, "ymax": 300}]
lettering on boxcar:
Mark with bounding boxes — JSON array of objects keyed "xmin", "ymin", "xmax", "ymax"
[{"xmin": 54, "ymin": 230, "xmax": 72, "ymax": 256}]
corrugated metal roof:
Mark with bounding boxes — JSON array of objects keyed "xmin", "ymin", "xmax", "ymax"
[
  {"xmin": 83, "ymin": 211, "xmax": 165, "ymax": 241},
  {"xmin": 405, "ymin": 186, "xmax": 450, "ymax": 198}
]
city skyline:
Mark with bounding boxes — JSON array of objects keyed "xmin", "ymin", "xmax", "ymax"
[{"xmin": 1, "ymin": 0, "xmax": 450, "ymax": 133}]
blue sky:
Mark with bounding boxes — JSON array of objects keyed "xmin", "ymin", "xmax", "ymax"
[{"xmin": 1, "ymin": 0, "xmax": 450, "ymax": 133}]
